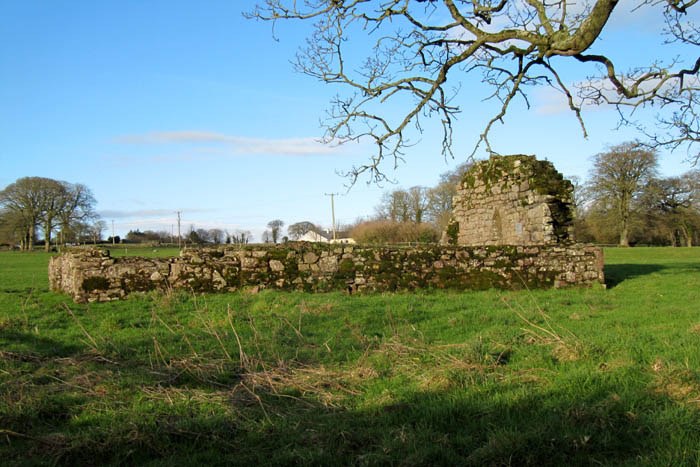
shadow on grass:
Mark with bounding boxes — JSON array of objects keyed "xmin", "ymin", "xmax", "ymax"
[
  {"xmin": 605, "ymin": 260, "xmax": 700, "ymax": 288},
  {"xmin": 604, "ymin": 263, "xmax": 664, "ymax": 288},
  {"xmin": 0, "ymin": 330, "xmax": 82, "ymax": 357},
  {"xmin": 2, "ymin": 351, "xmax": 697, "ymax": 466}
]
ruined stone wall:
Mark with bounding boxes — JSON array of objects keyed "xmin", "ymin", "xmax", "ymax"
[
  {"xmin": 443, "ymin": 155, "xmax": 575, "ymax": 246},
  {"xmin": 49, "ymin": 243, "xmax": 604, "ymax": 303}
]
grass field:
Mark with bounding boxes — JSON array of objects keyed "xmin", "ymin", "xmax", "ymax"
[{"xmin": 1, "ymin": 247, "xmax": 699, "ymax": 465}]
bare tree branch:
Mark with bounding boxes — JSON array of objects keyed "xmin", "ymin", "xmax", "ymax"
[{"xmin": 248, "ymin": 0, "xmax": 700, "ymax": 182}]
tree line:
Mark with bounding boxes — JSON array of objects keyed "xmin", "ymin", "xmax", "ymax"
[
  {"xmin": 121, "ymin": 228, "xmax": 254, "ymax": 246},
  {"xmin": 350, "ymin": 143, "xmax": 700, "ymax": 247},
  {"xmin": 0, "ymin": 177, "xmax": 99, "ymax": 251},
  {"xmin": 577, "ymin": 142, "xmax": 700, "ymax": 247},
  {"xmin": 4, "ymin": 144, "xmax": 697, "ymax": 250},
  {"xmin": 344, "ymin": 162, "xmax": 471, "ymax": 244}
]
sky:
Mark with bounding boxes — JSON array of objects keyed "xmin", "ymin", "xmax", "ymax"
[{"xmin": 1, "ymin": 1, "xmax": 698, "ymax": 241}]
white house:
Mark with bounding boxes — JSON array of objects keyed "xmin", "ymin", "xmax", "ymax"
[
  {"xmin": 297, "ymin": 229, "xmax": 355, "ymax": 244},
  {"xmin": 298, "ymin": 230, "xmax": 331, "ymax": 243}
]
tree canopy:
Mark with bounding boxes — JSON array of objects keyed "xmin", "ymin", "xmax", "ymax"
[
  {"xmin": 250, "ymin": 0, "xmax": 699, "ymax": 182},
  {"xmin": 0, "ymin": 177, "xmax": 97, "ymax": 250},
  {"xmin": 287, "ymin": 221, "xmax": 319, "ymax": 240},
  {"xmin": 267, "ymin": 219, "xmax": 285, "ymax": 243},
  {"xmin": 586, "ymin": 142, "xmax": 659, "ymax": 246}
]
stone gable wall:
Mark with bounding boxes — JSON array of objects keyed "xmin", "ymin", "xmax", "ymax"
[
  {"xmin": 443, "ymin": 155, "xmax": 575, "ymax": 246},
  {"xmin": 49, "ymin": 243, "xmax": 604, "ymax": 303}
]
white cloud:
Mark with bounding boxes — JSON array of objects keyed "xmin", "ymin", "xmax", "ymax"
[
  {"xmin": 99, "ymin": 208, "xmax": 210, "ymax": 219},
  {"xmin": 533, "ymin": 86, "xmax": 575, "ymax": 116},
  {"xmin": 114, "ymin": 131, "xmax": 343, "ymax": 156},
  {"xmin": 531, "ymin": 85, "xmax": 604, "ymax": 116}
]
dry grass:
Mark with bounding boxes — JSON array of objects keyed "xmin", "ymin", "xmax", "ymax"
[{"xmin": 651, "ymin": 359, "xmax": 700, "ymax": 407}]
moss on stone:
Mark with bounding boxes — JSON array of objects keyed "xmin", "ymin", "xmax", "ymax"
[
  {"xmin": 461, "ymin": 155, "xmax": 572, "ymax": 198},
  {"xmin": 461, "ymin": 155, "xmax": 522, "ymax": 191},
  {"xmin": 334, "ymin": 258, "xmax": 356, "ymax": 280},
  {"xmin": 221, "ymin": 265, "xmax": 240, "ymax": 283},
  {"xmin": 267, "ymin": 248, "xmax": 289, "ymax": 261},
  {"xmin": 445, "ymin": 221, "xmax": 459, "ymax": 245},
  {"xmin": 55, "ymin": 244, "xmax": 603, "ymax": 302},
  {"xmin": 81, "ymin": 276, "xmax": 110, "ymax": 292}
]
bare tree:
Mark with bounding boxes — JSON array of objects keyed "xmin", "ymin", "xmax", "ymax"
[
  {"xmin": 249, "ymin": 1, "xmax": 699, "ymax": 181},
  {"xmin": 288, "ymin": 221, "xmax": 318, "ymax": 240},
  {"xmin": 38, "ymin": 179, "xmax": 69, "ymax": 251},
  {"xmin": 0, "ymin": 209, "xmax": 28, "ymax": 248},
  {"xmin": 267, "ymin": 219, "xmax": 285, "ymax": 243},
  {"xmin": 376, "ymin": 189, "xmax": 411, "ymax": 222},
  {"xmin": 638, "ymin": 170, "xmax": 700, "ymax": 246},
  {"xmin": 408, "ymin": 186, "xmax": 430, "ymax": 224},
  {"xmin": 230, "ymin": 229, "xmax": 253, "ymax": 244},
  {"xmin": 56, "ymin": 182, "xmax": 97, "ymax": 247},
  {"xmin": 0, "ymin": 177, "xmax": 49, "ymax": 250},
  {"xmin": 89, "ymin": 220, "xmax": 107, "ymax": 245},
  {"xmin": 261, "ymin": 230, "xmax": 273, "ymax": 243},
  {"xmin": 426, "ymin": 161, "xmax": 473, "ymax": 230},
  {"xmin": 0, "ymin": 177, "xmax": 98, "ymax": 251},
  {"xmin": 195, "ymin": 228, "xmax": 212, "ymax": 244},
  {"xmin": 587, "ymin": 141, "xmax": 658, "ymax": 246},
  {"xmin": 208, "ymin": 228, "xmax": 225, "ymax": 244}
]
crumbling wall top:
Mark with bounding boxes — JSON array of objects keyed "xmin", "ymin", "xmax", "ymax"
[{"xmin": 443, "ymin": 155, "xmax": 575, "ymax": 246}]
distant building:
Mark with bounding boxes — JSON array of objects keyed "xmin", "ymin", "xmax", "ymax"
[
  {"xmin": 298, "ymin": 230, "xmax": 330, "ymax": 243},
  {"xmin": 298, "ymin": 229, "xmax": 355, "ymax": 244}
]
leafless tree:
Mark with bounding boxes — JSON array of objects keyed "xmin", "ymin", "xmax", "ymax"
[
  {"xmin": 56, "ymin": 183, "xmax": 97, "ymax": 246},
  {"xmin": 637, "ymin": 170, "xmax": 700, "ymax": 245},
  {"xmin": 0, "ymin": 178, "xmax": 44, "ymax": 250},
  {"xmin": 249, "ymin": 0, "xmax": 699, "ymax": 182},
  {"xmin": 0, "ymin": 177, "xmax": 98, "ymax": 251},
  {"xmin": 587, "ymin": 141, "xmax": 659, "ymax": 246},
  {"xmin": 267, "ymin": 219, "xmax": 285, "ymax": 243},
  {"xmin": 261, "ymin": 230, "xmax": 273, "ymax": 243},
  {"xmin": 288, "ymin": 221, "xmax": 318, "ymax": 239},
  {"xmin": 376, "ymin": 189, "xmax": 411, "ymax": 222},
  {"xmin": 426, "ymin": 161, "xmax": 473, "ymax": 229},
  {"xmin": 408, "ymin": 186, "xmax": 430, "ymax": 223},
  {"xmin": 89, "ymin": 220, "xmax": 107, "ymax": 245},
  {"xmin": 208, "ymin": 228, "xmax": 225, "ymax": 244},
  {"xmin": 230, "ymin": 229, "xmax": 253, "ymax": 244},
  {"xmin": 0, "ymin": 209, "xmax": 27, "ymax": 248}
]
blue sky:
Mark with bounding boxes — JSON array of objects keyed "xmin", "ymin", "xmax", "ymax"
[{"xmin": 1, "ymin": 1, "xmax": 697, "ymax": 240}]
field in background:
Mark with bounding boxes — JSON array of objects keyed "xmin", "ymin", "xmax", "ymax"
[{"xmin": 1, "ymin": 248, "xmax": 699, "ymax": 465}]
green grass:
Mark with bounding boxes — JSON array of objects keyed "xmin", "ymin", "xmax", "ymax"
[{"xmin": 1, "ymin": 247, "xmax": 699, "ymax": 465}]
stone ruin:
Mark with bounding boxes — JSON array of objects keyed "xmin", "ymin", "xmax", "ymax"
[
  {"xmin": 442, "ymin": 155, "xmax": 575, "ymax": 246},
  {"xmin": 48, "ymin": 155, "xmax": 604, "ymax": 303}
]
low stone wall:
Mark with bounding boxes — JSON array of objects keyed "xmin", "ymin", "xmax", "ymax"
[{"xmin": 49, "ymin": 243, "xmax": 605, "ymax": 303}]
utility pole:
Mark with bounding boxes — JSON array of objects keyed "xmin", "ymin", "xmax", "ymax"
[
  {"xmin": 111, "ymin": 220, "xmax": 115, "ymax": 246},
  {"xmin": 176, "ymin": 211, "xmax": 182, "ymax": 249},
  {"xmin": 324, "ymin": 193, "xmax": 340, "ymax": 241}
]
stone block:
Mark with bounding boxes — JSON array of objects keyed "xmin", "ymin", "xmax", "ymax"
[
  {"xmin": 303, "ymin": 252, "xmax": 319, "ymax": 264},
  {"xmin": 269, "ymin": 259, "xmax": 285, "ymax": 272},
  {"xmin": 318, "ymin": 256, "xmax": 338, "ymax": 273}
]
